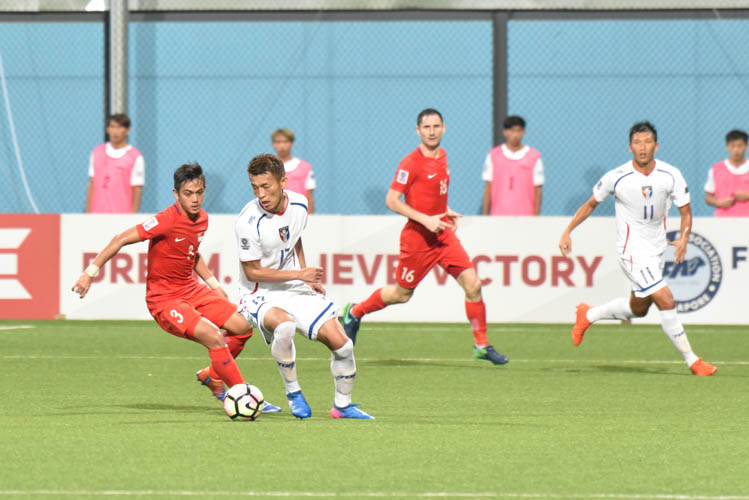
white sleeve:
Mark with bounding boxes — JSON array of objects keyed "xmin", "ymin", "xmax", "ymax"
[
  {"xmin": 305, "ymin": 168, "xmax": 316, "ymax": 190},
  {"xmin": 88, "ymin": 153, "xmax": 95, "ymax": 177},
  {"xmin": 671, "ymin": 168, "xmax": 691, "ymax": 207},
  {"xmin": 704, "ymin": 168, "xmax": 715, "ymax": 193},
  {"xmin": 592, "ymin": 171, "xmax": 614, "ymax": 203},
  {"xmin": 533, "ymin": 157, "xmax": 545, "ymax": 186},
  {"xmin": 481, "ymin": 153, "xmax": 493, "ymax": 182},
  {"xmin": 235, "ymin": 215, "xmax": 264, "ymax": 263},
  {"xmin": 130, "ymin": 155, "xmax": 145, "ymax": 186}
]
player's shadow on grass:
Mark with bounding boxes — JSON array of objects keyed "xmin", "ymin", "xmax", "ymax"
[
  {"xmin": 116, "ymin": 403, "xmax": 217, "ymax": 413},
  {"xmin": 366, "ymin": 359, "xmax": 490, "ymax": 370},
  {"xmin": 586, "ymin": 364, "xmax": 680, "ymax": 376}
]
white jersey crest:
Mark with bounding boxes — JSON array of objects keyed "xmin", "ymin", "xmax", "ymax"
[
  {"xmin": 235, "ymin": 190, "xmax": 309, "ymax": 294},
  {"xmin": 593, "ymin": 160, "xmax": 690, "ymax": 258}
]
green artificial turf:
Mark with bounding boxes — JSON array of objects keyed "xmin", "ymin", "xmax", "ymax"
[{"xmin": 0, "ymin": 319, "xmax": 747, "ymax": 499}]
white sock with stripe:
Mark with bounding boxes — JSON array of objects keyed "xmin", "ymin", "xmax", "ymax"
[
  {"xmin": 659, "ymin": 308, "xmax": 698, "ymax": 366},
  {"xmin": 586, "ymin": 297, "xmax": 634, "ymax": 322},
  {"xmin": 271, "ymin": 321, "xmax": 301, "ymax": 394},
  {"xmin": 330, "ymin": 339, "xmax": 356, "ymax": 409}
]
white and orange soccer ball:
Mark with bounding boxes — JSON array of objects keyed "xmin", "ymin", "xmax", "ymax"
[{"xmin": 223, "ymin": 383, "xmax": 264, "ymax": 421}]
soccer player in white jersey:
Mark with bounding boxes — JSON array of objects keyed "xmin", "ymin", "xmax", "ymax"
[
  {"xmin": 235, "ymin": 154, "xmax": 373, "ymax": 419},
  {"xmin": 558, "ymin": 121, "xmax": 717, "ymax": 376}
]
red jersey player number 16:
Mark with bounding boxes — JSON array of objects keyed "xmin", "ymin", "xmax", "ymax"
[{"xmin": 341, "ymin": 108, "xmax": 509, "ymax": 366}]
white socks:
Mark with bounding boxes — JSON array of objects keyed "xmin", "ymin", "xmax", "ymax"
[
  {"xmin": 659, "ymin": 309, "xmax": 698, "ymax": 366},
  {"xmin": 271, "ymin": 321, "xmax": 301, "ymax": 394},
  {"xmin": 586, "ymin": 297, "xmax": 634, "ymax": 322},
  {"xmin": 330, "ymin": 339, "xmax": 356, "ymax": 409}
]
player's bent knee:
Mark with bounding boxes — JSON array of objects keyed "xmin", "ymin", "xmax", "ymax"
[
  {"xmin": 224, "ymin": 313, "xmax": 252, "ymax": 336},
  {"xmin": 332, "ymin": 338, "xmax": 354, "ymax": 360}
]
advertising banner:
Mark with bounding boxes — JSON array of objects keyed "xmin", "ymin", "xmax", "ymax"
[
  {"xmin": 55, "ymin": 214, "xmax": 749, "ymax": 324},
  {"xmin": 0, "ymin": 214, "xmax": 60, "ymax": 319}
]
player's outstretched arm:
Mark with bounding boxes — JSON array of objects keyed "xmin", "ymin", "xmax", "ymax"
[
  {"xmin": 71, "ymin": 226, "xmax": 142, "ymax": 298},
  {"xmin": 385, "ymin": 188, "xmax": 448, "ymax": 233},
  {"xmin": 669, "ymin": 203, "xmax": 692, "ymax": 264},
  {"xmin": 559, "ymin": 195, "xmax": 599, "ymax": 256},
  {"xmin": 194, "ymin": 252, "xmax": 227, "ymax": 299}
]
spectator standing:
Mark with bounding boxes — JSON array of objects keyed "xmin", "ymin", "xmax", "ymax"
[
  {"xmin": 481, "ymin": 116, "xmax": 544, "ymax": 216},
  {"xmin": 271, "ymin": 128, "xmax": 316, "ymax": 213},
  {"xmin": 86, "ymin": 113, "xmax": 145, "ymax": 213},
  {"xmin": 704, "ymin": 129, "xmax": 749, "ymax": 217}
]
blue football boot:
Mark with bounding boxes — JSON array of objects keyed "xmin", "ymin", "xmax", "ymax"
[
  {"xmin": 330, "ymin": 403, "xmax": 374, "ymax": 420},
  {"xmin": 287, "ymin": 390, "xmax": 311, "ymax": 419},
  {"xmin": 261, "ymin": 401, "xmax": 282, "ymax": 413},
  {"xmin": 341, "ymin": 303, "xmax": 362, "ymax": 345}
]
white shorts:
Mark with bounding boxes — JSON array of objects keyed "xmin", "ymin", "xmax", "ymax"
[
  {"xmin": 239, "ymin": 287, "xmax": 338, "ymax": 343},
  {"xmin": 618, "ymin": 254, "xmax": 668, "ymax": 298}
]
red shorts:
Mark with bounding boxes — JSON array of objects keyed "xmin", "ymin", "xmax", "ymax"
[
  {"xmin": 396, "ymin": 230, "xmax": 473, "ymax": 289},
  {"xmin": 149, "ymin": 286, "xmax": 238, "ymax": 339}
]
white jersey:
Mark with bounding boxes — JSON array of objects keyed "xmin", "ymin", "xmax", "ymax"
[
  {"xmin": 593, "ymin": 160, "xmax": 690, "ymax": 258},
  {"xmin": 235, "ymin": 190, "xmax": 310, "ymax": 294}
]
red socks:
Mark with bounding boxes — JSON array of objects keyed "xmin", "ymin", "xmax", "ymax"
[
  {"xmin": 208, "ymin": 346, "xmax": 244, "ymax": 387},
  {"xmin": 207, "ymin": 332, "xmax": 252, "ymax": 381},
  {"xmin": 351, "ymin": 288, "xmax": 387, "ymax": 318},
  {"xmin": 465, "ymin": 300, "xmax": 488, "ymax": 347},
  {"xmin": 227, "ymin": 333, "xmax": 252, "ymax": 359}
]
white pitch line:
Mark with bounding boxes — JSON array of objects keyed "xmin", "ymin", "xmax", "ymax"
[
  {"xmin": 0, "ymin": 325, "xmax": 34, "ymax": 332},
  {"xmin": 0, "ymin": 490, "xmax": 748, "ymax": 499},
  {"xmin": 0, "ymin": 354, "xmax": 747, "ymax": 366}
]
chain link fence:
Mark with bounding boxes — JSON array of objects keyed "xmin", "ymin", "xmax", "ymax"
[{"xmin": 1, "ymin": 12, "xmax": 748, "ymax": 216}]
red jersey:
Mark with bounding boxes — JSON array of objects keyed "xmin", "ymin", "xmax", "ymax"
[
  {"xmin": 136, "ymin": 203, "xmax": 208, "ymax": 308},
  {"xmin": 390, "ymin": 146, "xmax": 452, "ymax": 250}
]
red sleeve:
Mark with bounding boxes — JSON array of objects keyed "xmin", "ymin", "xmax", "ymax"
[
  {"xmin": 390, "ymin": 156, "xmax": 415, "ymax": 194},
  {"xmin": 136, "ymin": 206, "xmax": 175, "ymax": 240}
]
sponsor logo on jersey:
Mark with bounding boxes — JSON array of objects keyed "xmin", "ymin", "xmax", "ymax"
[
  {"xmin": 664, "ymin": 231, "xmax": 721, "ymax": 313},
  {"xmin": 240, "ymin": 238, "xmax": 250, "ymax": 250},
  {"xmin": 641, "ymin": 186, "xmax": 653, "ymax": 199},
  {"xmin": 396, "ymin": 170, "xmax": 409, "ymax": 184},
  {"xmin": 142, "ymin": 216, "xmax": 158, "ymax": 231},
  {"xmin": 279, "ymin": 226, "xmax": 290, "ymax": 242}
]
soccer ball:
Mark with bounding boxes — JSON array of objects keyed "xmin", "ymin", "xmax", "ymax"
[{"xmin": 223, "ymin": 383, "xmax": 264, "ymax": 421}]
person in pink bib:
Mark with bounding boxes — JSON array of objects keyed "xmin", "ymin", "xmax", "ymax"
[
  {"xmin": 271, "ymin": 128, "xmax": 316, "ymax": 213},
  {"xmin": 705, "ymin": 129, "xmax": 749, "ymax": 217},
  {"xmin": 481, "ymin": 115, "xmax": 544, "ymax": 216},
  {"xmin": 86, "ymin": 113, "xmax": 145, "ymax": 214}
]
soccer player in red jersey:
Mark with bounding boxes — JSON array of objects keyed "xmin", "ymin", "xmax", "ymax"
[
  {"xmin": 72, "ymin": 163, "xmax": 277, "ymax": 408},
  {"xmin": 341, "ymin": 109, "xmax": 509, "ymax": 365}
]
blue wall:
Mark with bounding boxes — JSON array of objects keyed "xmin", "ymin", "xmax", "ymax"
[
  {"xmin": 2, "ymin": 18, "xmax": 748, "ymax": 216},
  {"xmin": 508, "ymin": 19, "xmax": 749, "ymax": 216}
]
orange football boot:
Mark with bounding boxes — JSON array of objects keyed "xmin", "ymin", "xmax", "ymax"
[
  {"xmin": 571, "ymin": 303, "xmax": 592, "ymax": 346},
  {"xmin": 196, "ymin": 367, "xmax": 227, "ymax": 401},
  {"xmin": 689, "ymin": 358, "xmax": 718, "ymax": 376}
]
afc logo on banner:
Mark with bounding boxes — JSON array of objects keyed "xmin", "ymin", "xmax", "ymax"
[{"xmin": 0, "ymin": 214, "xmax": 60, "ymax": 319}]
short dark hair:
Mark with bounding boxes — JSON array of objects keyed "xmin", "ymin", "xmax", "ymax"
[
  {"xmin": 417, "ymin": 108, "xmax": 443, "ymax": 126},
  {"xmin": 173, "ymin": 162, "xmax": 205, "ymax": 191},
  {"xmin": 108, "ymin": 113, "xmax": 131, "ymax": 129},
  {"xmin": 503, "ymin": 115, "xmax": 526, "ymax": 129},
  {"xmin": 248, "ymin": 154, "xmax": 285, "ymax": 181},
  {"xmin": 725, "ymin": 129, "xmax": 748, "ymax": 144},
  {"xmin": 629, "ymin": 121, "xmax": 657, "ymax": 143},
  {"xmin": 271, "ymin": 128, "xmax": 295, "ymax": 142}
]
